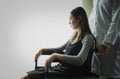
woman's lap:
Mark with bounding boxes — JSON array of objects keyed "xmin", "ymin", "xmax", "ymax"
[
  {"xmin": 27, "ymin": 67, "xmax": 69, "ymax": 79},
  {"xmin": 27, "ymin": 67, "xmax": 98, "ymax": 79}
]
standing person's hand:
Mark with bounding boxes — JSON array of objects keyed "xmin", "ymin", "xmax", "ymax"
[
  {"xmin": 97, "ymin": 44, "xmax": 108, "ymax": 55},
  {"xmin": 34, "ymin": 48, "xmax": 47, "ymax": 61}
]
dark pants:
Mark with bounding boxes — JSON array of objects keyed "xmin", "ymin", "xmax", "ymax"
[{"xmin": 27, "ymin": 67, "xmax": 98, "ymax": 79}]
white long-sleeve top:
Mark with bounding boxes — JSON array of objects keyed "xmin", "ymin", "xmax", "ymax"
[{"xmin": 92, "ymin": 0, "xmax": 120, "ymax": 78}]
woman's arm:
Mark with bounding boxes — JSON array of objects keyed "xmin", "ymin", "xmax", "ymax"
[
  {"xmin": 34, "ymin": 41, "xmax": 68, "ymax": 61},
  {"xmin": 54, "ymin": 34, "xmax": 94, "ymax": 66},
  {"xmin": 42, "ymin": 41, "xmax": 68, "ymax": 55}
]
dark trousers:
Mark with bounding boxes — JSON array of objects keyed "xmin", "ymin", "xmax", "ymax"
[{"xmin": 27, "ymin": 67, "xmax": 98, "ymax": 79}]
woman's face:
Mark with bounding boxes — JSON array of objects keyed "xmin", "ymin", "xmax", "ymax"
[{"xmin": 69, "ymin": 14, "xmax": 79, "ymax": 29}]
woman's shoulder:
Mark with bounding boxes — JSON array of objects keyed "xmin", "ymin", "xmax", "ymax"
[{"xmin": 82, "ymin": 33, "xmax": 94, "ymax": 42}]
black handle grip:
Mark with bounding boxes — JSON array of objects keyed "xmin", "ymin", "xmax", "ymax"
[{"xmin": 35, "ymin": 60, "xmax": 37, "ymax": 70}]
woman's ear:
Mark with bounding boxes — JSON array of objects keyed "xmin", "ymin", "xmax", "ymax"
[{"xmin": 77, "ymin": 16, "xmax": 82, "ymax": 23}]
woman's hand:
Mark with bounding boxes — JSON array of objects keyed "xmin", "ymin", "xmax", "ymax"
[
  {"xmin": 34, "ymin": 48, "xmax": 47, "ymax": 61},
  {"xmin": 97, "ymin": 44, "xmax": 108, "ymax": 55},
  {"xmin": 45, "ymin": 53, "xmax": 57, "ymax": 72}
]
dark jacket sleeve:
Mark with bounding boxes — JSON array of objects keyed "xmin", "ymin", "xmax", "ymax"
[{"xmin": 42, "ymin": 41, "xmax": 68, "ymax": 55}]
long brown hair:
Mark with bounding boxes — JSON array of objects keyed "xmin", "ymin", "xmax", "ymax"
[{"xmin": 70, "ymin": 7, "xmax": 92, "ymax": 44}]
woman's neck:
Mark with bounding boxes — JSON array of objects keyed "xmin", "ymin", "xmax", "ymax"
[{"xmin": 75, "ymin": 26, "xmax": 81, "ymax": 35}]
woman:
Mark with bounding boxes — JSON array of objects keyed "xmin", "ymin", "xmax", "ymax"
[{"xmin": 22, "ymin": 6, "xmax": 95, "ymax": 79}]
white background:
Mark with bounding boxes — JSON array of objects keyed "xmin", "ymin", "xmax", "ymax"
[{"xmin": 0, "ymin": 0, "xmax": 83, "ymax": 79}]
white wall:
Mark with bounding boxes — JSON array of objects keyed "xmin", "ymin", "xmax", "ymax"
[{"xmin": 0, "ymin": 0, "xmax": 83, "ymax": 79}]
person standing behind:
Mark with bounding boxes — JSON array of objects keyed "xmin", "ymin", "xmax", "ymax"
[{"xmin": 92, "ymin": 0, "xmax": 120, "ymax": 79}]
